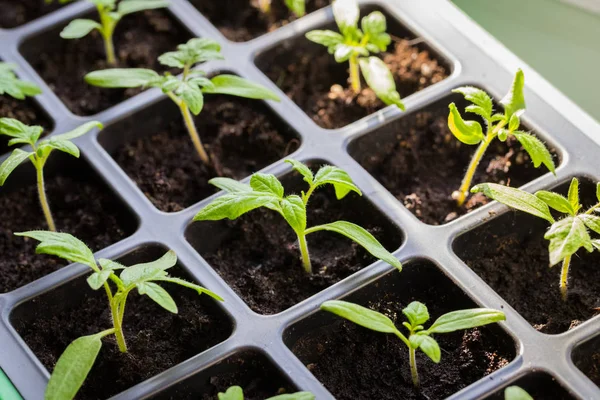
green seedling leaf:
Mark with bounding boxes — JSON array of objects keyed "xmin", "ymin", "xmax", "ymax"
[
  {"xmin": 545, "ymin": 216, "xmax": 593, "ymax": 266},
  {"xmin": 117, "ymin": 0, "xmax": 169, "ymax": 16},
  {"xmin": 471, "ymin": 183, "xmax": 555, "ymax": 224},
  {"xmin": 204, "ymin": 75, "xmax": 280, "ymax": 101},
  {"xmin": 193, "ymin": 191, "xmax": 280, "ymax": 221},
  {"xmin": 267, "ymin": 392, "xmax": 315, "ymax": 400},
  {"xmin": 85, "ymin": 68, "xmax": 159, "ymax": 88},
  {"xmin": 535, "ymin": 191, "xmax": 574, "ymax": 215},
  {"xmin": 285, "ymin": 0, "xmax": 306, "ymax": 16},
  {"xmin": 427, "ymin": 308, "xmax": 506, "ymax": 334},
  {"xmin": 508, "ymin": 114, "xmax": 520, "ymax": 132},
  {"xmin": 0, "ymin": 62, "xmax": 42, "ymax": 100},
  {"xmin": 281, "ymin": 195, "xmax": 307, "ymax": 235},
  {"xmin": 579, "ymin": 214, "xmax": 600, "ymax": 235},
  {"xmin": 307, "ymin": 221, "xmax": 402, "ymax": 271},
  {"xmin": 138, "ymin": 282, "xmax": 178, "ymax": 313},
  {"xmin": 15, "ymin": 231, "xmax": 97, "ymax": 269},
  {"xmin": 45, "ymin": 333, "xmax": 105, "ymax": 400},
  {"xmin": 51, "ymin": 121, "xmax": 104, "ymax": 141},
  {"xmin": 286, "ymin": 159, "xmax": 314, "ymax": 185},
  {"xmin": 504, "ymin": 386, "xmax": 533, "ymax": 400},
  {"xmin": 0, "ymin": 149, "xmax": 33, "ymax": 185},
  {"xmin": 361, "ymin": 12, "xmax": 388, "ymax": 49},
  {"xmin": 0, "ymin": 117, "xmax": 43, "ymax": 141},
  {"xmin": 321, "ymin": 300, "xmax": 399, "ymax": 333},
  {"xmin": 176, "ymin": 81, "xmax": 204, "ymax": 114},
  {"xmin": 512, "ymin": 131, "xmax": 555, "ymax": 173},
  {"xmin": 452, "ymin": 86, "xmax": 493, "ymax": 121},
  {"xmin": 596, "ymin": 183, "xmax": 600, "ymax": 203},
  {"xmin": 60, "ymin": 19, "xmax": 102, "ymax": 39},
  {"xmin": 120, "ymin": 250, "xmax": 177, "ymax": 286},
  {"xmin": 313, "ymin": 165, "xmax": 362, "ymax": 199},
  {"xmin": 37, "ymin": 139, "xmax": 80, "ymax": 158},
  {"xmin": 403, "ymin": 301, "xmax": 430, "ymax": 326},
  {"xmin": 156, "ymin": 277, "xmax": 224, "ymax": 301},
  {"xmin": 305, "ymin": 30, "xmax": 344, "ymax": 49},
  {"xmin": 98, "ymin": 258, "xmax": 126, "ymax": 271},
  {"xmin": 87, "ymin": 270, "xmax": 112, "ymax": 290},
  {"xmin": 500, "ymin": 69, "xmax": 526, "ymax": 119},
  {"xmin": 209, "ymin": 177, "xmax": 252, "ymax": 193},
  {"xmin": 448, "ymin": 103, "xmax": 484, "ymax": 145},
  {"xmin": 218, "ymin": 386, "xmax": 244, "ymax": 400},
  {"xmin": 359, "ymin": 57, "xmax": 405, "ymax": 110},
  {"xmin": 568, "ymin": 177, "xmax": 580, "ymax": 212},
  {"xmin": 250, "ymin": 173, "xmax": 284, "ymax": 198},
  {"xmin": 410, "ymin": 334, "xmax": 441, "ymax": 363},
  {"xmin": 333, "ymin": 0, "xmax": 359, "ymax": 36}
]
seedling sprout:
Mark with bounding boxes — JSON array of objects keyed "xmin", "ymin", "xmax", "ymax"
[
  {"xmin": 218, "ymin": 385, "xmax": 314, "ymax": 400},
  {"xmin": 0, "ymin": 62, "xmax": 42, "ymax": 100},
  {"xmin": 256, "ymin": 0, "xmax": 305, "ymax": 17},
  {"xmin": 505, "ymin": 386, "xmax": 533, "ymax": 400}
]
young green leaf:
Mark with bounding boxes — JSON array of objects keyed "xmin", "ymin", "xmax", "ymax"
[
  {"xmin": 332, "ymin": 0, "xmax": 359, "ymax": 36},
  {"xmin": 267, "ymin": 393, "xmax": 315, "ymax": 400},
  {"xmin": 156, "ymin": 277, "xmax": 224, "ymax": 301},
  {"xmin": 0, "ymin": 62, "xmax": 42, "ymax": 100},
  {"xmin": 567, "ymin": 177, "xmax": 580, "ymax": 212},
  {"xmin": 512, "ymin": 131, "xmax": 555, "ymax": 174},
  {"xmin": 218, "ymin": 386, "xmax": 244, "ymax": 400},
  {"xmin": 286, "ymin": 159, "xmax": 314, "ymax": 185},
  {"xmin": 87, "ymin": 270, "xmax": 112, "ymax": 290},
  {"xmin": 203, "ymin": 75, "xmax": 280, "ymax": 102},
  {"xmin": 321, "ymin": 300, "xmax": 399, "ymax": 333},
  {"xmin": 403, "ymin": 301, "xmax": 430, "ymax": 326},
  {"xmin": 544, "ymin": 216, "xmax": 593, "ymax": 266},
  {"xmin": 98, "ymin": 258, "xmax": 127, "ymax": 271},
  {"xmin": 284, "ymin": 0, "xmax": 306, "ymax": 17},
  {"xmin": 85, "ymin": 68, "xmax": 159, "ymax": 88},
  {"xmin": 117, "ymin": 0, "xmax": 169, "ymax": 15},
  {"xmin": 137, "ymin": 282, "xmax": 178, "ymax": 313},
  {"xmin": 504, "ymin": 386, "xmax": 533, "ymax": 400},
  {"xmin": 250, "ymin": 173, "xmax": 285, "ymax": 197},
  {"xmin": 580, "ymin": 214, "xmax": 600, "ymax": 235},
  {"xmin": 281, "ymin": 195, "xmax": 307, "ymax": 235},
  {"xmin": 359, "ymin": 57, "xmax": 405, "ymax": 110},
  {"xmin": 313, "ymin": 165, "xmax": 362, "ymax": 199},
  {"xmin": 500, "ymin": 69, "xmax": 526, "ymax": 119},
  {"xmin": 452, "ymin": 86, "xmax": 493, "ymax": 121},
  {"xmin": 427, "ymin": 309, "xmax": 506, "ymax": 333},
  {"xmin": 0, "ymin": 149, "xmax": 33, "ymax": 185},
  {"xmin": 535, "ymin": 191, "xmax": 574, "ymax": 215},
  {"xmin": 209, "ymin": 177, "xmax": 252, "ymax": 193},
  {"xmin": 305, "ymin": 30, "xmax": 344, "ymax": 48},
  {"xmin": 119, "ymin": 250, "xmax": 177, "ymax": 286},
  {"xmin": 60, "ymin": 19, "xmax": 102, "ymax": 39},
  {"xmin": 410, "ymin": 334, "xmax": 441, "ymax": 363},
  {"xmin": 447, "ymin": 103, "xmax": 484, "ymax": 145},
  {"xmin": 15, "ymin": 231, "xmax": 97, "ymax": 269},
  {"xmin": 193, "ymin": 191, "xmax": 280, "ymax": 221}
]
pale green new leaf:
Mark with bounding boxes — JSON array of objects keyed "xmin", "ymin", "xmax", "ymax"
[
  {"xmin": 471, "ymin": 183, "xmax": 555, "ymax": 223},
  {"xmin": 545, "ymin": 216, "xmax": 593, "ymax": 266},
  {"xmin": 568, "ymin": 177, "xmax": 580, "ymax": 212},
  {"xmin": 117, "ymin": 0, "xmax": 169, "ymax": 16},
  {"xmin": 281, "ymin": 195, "xmax": 306, "ymax": 235},
  {"xmin": 500, "ymin": 69, "xmax": 526, "ymax": 119},
  {"xmin": 332, "ymin": 0, "xmax": 359, "ymax": 36},
  {"xmin": 361, "ymin": 11, "xmax": 386, "ymax": 36},
  {"xmin": 45, "ymin": 333, "xmax": 104, "ymax": 400},
  {"xmin": 0, "ymin": 149, "xmax": 33, "ymax": 185},
  {"xmin": 86, "ymin": 270, "xmax": 112, "ymax": 290},
  {"xmin": 334, "ymin": 45, "xmax": 354, "ymax": 62},
  {"xmin": 508, "ymin": 114, "xmax": 520, "ymax": 132},
  {"xmin": 427, "ymin": 309, "xmax": 506, "ymax": 334},
  {"xmin": 535, "ymin": 191, "xmax": 573, "ymax": 215},
  {"xmin": 98, "ymin": 258, "xmax": 126, "ymax": 271},
  {"xmin": 504, "ymin": 386, "xmax": 533, "ymax": 400},
  {"xmin": 37, "ymin": 139, "xmax": 80, "ymax": 158},
  {"xmin": 286, "ymin": 159, "xmax": 314, "ymax": 185},
  {"xmin": 448, "ymin": 103, "xmax": 484, "ymax": 145},
  {"xmin": 218, "ymin": 386, "xmax": 244, "ymax": 400},
  {"xmin": 176, "ymin": 81, "xmax": 204, "ymax": 115},
  {"xmin": 204, "ymin": 75, "xmax": 280, "ymax": 101},
  {"xmin": 209, "ymin": 177, "xmax": 251, "ymax": 193},
  {"xmin": 308, "ymin": 221, "xmax": 401, "ymax": 271},
  {"xmin": 267, "ymin": 392, "xmax": 315, "ymax": 400},
  {"xmin": 60, "ymin": 19, "xmax": 102, "ymax": 39},
  {"xmin": 313, "ymin": 165, "xmax": 362, "ymax": 199},
  {"xmin": 15, "ymin": 231, "xmax": 97, "ymax": 269},
  {"xmin": 592, "ymin": 239, "xmax": 600, "ymax": 251},
  {"xmin": 285, "ymin": 0, "xmax": 305, "ymax": 16},
  {"xmin": 410, "ymin": 334, "xmax": 441, "ymax": 363},
  {"xmin": 138, "ymin": 282, "xmax": 178, "ymax": 313},
  {"xmin": 52, "ymin": 121, "xmax": 103, "ymax": 143},
  {"xmin": 452, "ymin": 86, "xmax": 493, "ymax": 121},
  {"xmin": 156, "ymin": 277, "xmax": 224, "ymax": 301},
  {"xmin": 0, "ymin": 118, "xmax": 42, "ymax": 141},
  {"xmin": 250, "ymin": 173, "xmax": 284, "ymax": 198},
  {"xmin": 0, "ymin": 62, "xmax": 42, "ymax": 100},
  {"xmin": 596, "ymin": 183, "xmax": 600, "ymax": 203},
  {"xmin": 402, "ymin": 301, "xmax": 430, "ymax": 326},
  {"xmin": 120, "ymin": 250, "xmax": 177, "ymax": 286},
  {"xmin": 305, "ymin": 30, "xmax": 344, "ymax": 49},
  {"xmin": 359, "ymin": 57, "xmax": 405, "ymax": 110},
  {"xmin": 512, "ymin": 131, "xmax": 555, "ymax": 174},
  {"xmin": 321, "ymin": 300, "xmax": 399, "ymax": 333},
  {"xmin": 85, "ymin": 68, "xmax": 159, "ymax": 88},
  {"xmin": 193, "ymin": 192, "xmax": 280, "ymax": 221},
  {"xmin": 579, "ymin": 214, "xmax": 600, "ymax": 235}
]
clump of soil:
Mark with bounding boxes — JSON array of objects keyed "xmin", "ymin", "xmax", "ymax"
[
  {"xmin": 188, "ymin": 0, "xmax": 328, "ymax": 42},
  {"xmin": 0, "ymin": 159, "xmax": 135, "ymax": 293},
  {"xmin": 351, "ymin": 100, "xmax": 557, "ymax": 225},
  {"xmin": 187, "ymin": 168, "xmax": 403, "ymax": 314},
  {"xmin": 13, "ymin": 250, "xmax": 232, "ymax": 400},
  {"xmin": 290, "ymin": 262, "xmax": 515, "ymax": 399},
  {"xmin": 260, "ymin": 36, "xmax": 448, "ymax": 129},
  {"xmin": 0, "ymin": 96, "xmax": 52, "ymax": 155},
  {"xmin": 24, "ymin": 9, "xmax": 190, "ymax": 115},
  {"xmin": 112, "ymin": 96, "xmax": 299, "ymax": 212},
  {"xmin": 0, "ymin": 0, "xmax": 63, "ymax": 28}
]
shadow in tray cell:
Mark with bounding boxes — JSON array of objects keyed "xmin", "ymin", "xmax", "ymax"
[
  {"xmin": 285, "ymin": 260, "xmax": 516, "ymax": 400},
  {"xmin": 483, "ymin": 372, "xmax": 574, "ymax": 400},
  {"xmin": 573, "ymin": 334, "xmax": 600, "ymax": 390},
  {"xmin": 11, "ymin": 245, "xmax": 233, "ymax": 400}
]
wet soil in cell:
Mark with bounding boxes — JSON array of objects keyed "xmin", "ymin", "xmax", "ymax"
[
  {"xmin": 186, "ymin": 164, "xmax": 403, "ymax": 315},
  {"xmin": 0, "ymin": 96, "xmax": 52, "ymax": 156},
  {"xmin": 152, "ymin": 352, "xmax": 296, "ymax": 400},
  {"xmin": 0, "ymin": 157, "xmax": 136, "ymax": 293},
  {"xmin": 112, "ymin": 95, "xmax": 299, "ymax": 212},
  {"xmin": 258, "ymin": 8, "xmax": 449, "ymax": 129},
  {"xmin": 485, "ymin": 373, "xmax": 574, "ymax": 400},
  {"xmin": 13, "ymin": 247, "xmax": 233, "ymax": 400},
  {"xmin": 289, "ymin": 262, "xmax": 515, "ymax": 400},
  {"xmin": 454, "ymin": 179, "xmax": 600, "ymax": 334},
  {"xmin": 188, "ymin": 0, "xmax": 328, "ymax": 42},
  {"xmin": 0, "ymin": 0, "xmax": 63, "ymax": 28},
  {"xmin": 350, "ymin": 94, "xmax": 557, "ymax": 225},
  {"xmin": 573, "ymin": 336, "xmax": 600, "ymax": 389},
  {"xmin": 22, "ymin": 9, "xmax": 191, "ymax": 116}
]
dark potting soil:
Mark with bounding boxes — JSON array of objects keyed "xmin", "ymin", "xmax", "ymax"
[
  {"xmin": 0, "ymin": 159, "xmax": 135, "ymax": 293},
  {"xmin": 188, "ymin": 0, "xmax": 328, "ymax": 42},
  {"xmin": 573, "ymin": 337, "xmax": 600, "ymax": 390},
  {"xmin": 290, "ymin": 262, "xmax": 515, "ymax": 400},
  {"xmin": 13, "ymin": 248, "xmax": 232, "ymax": 400},
  {"xmin": 260, "ymin": 37, "xmax": 448, "ymax": 129},
  {"xmin": 187, "ymin": 167, "xmax": 403, "ymax": 315},
  {"xmin": 0, "ymin": 96, "xmax": 52, "ymax": 156},
  {"xmin": 23, "ymin": 9, "xmax": 191, "ymax": 116},
  {"xmin": 351, "ymin": 98, "xmax": 557, "ymax": 225},
  {"xmin": 0, "ymin": 0, "xmax": 63, "ymax": 28},
  {"xmin": 454, "ymin": 180, "xmax": 600, "ymax": 334},
  {"xmin": 112, "ymin": 96, "xmax": 299, "ymax": 212},
  {"xmin": 152, "ymin": 352, "xmax": 296, "ymax": 400}
]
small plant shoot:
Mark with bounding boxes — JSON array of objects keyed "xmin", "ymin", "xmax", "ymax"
[
  {"xmin": 16, "ymin": 231, "xmax": 223, "ymax": 400},
  {"xmin": 59, "ymin": 0, "xmax": 170, "ymax": 65},
  {"xmin": 505, "ymin": 386, "xmax": 533, "ymax": 400},
  {"xmin": 0, "ymin": 62, "xmax": 42, "ymax": 100},
  {"xmin": 305, "ymin": 0, "xmax": 404, "ymax": 110},
  {"xmin": 472, "ymin": 178, "xmax": 600, "ymax": 300},
  {"xmin": 193, "ymin": 159, "xmax": 402, "ymax": 274},
  {"xmin": 321, "ymin": 300, "xmax": 505, "ymax": 388},
  {"xmin": 218, "ymin": 385, "xmax": 314, "ymax": 400},
  {"xmin": 255, "ymin": 0, "xmax": 306, "ymax": 17},
  {"xmin": 448, "ymin": 69, "xmax": 555, "ymax": 206},
  {"xmin": 0, "ymin": 119, "xmax": 102, "ymax": 231},
  {"xmin": 85, "ymin": 37, "xmax": 279, "ymax": 165}
]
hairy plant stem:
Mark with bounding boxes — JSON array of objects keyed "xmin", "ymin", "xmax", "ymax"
[
  {"xmin": 560, "ymin": 255, "xmax": 571, "ymax": 302},
  {"xmin": 35, "ymin": 161, "xmax": 56, "ymax": 232},
  {"xmin": 454, "ymin": 120, "xmax": 507, "ymax": 206},
  {"xmin": 349, "ymin": 54, "xmax": 361, "ymax": 94},
  {"xmin": 298, "ymin": 234, "xmax": 312, "ymax": 274},
  {"xmin": 180, "ymin": 103, "xmax": 210, "ymax": 164},
  {"xmin": 409, "ymin": 347, "xmax": 419, "ymax": 388},
  {"xmin": 99, "ymin": 8, "xmax": 117, "ymax": 66}
]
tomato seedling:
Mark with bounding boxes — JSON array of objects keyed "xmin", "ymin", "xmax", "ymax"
[
  {"xmin": 505, "ymin": 386, "xmax": 533, "ymax": 400},
  {"xmin": 0, "ymin": 119, "xmax": 102, "ymax": 231},
  {"xmin": 472, "ymin": 178, "xmax": 600, "ymax": 300},
  {"xmin": 218, "ymin": 385, "xmax": 314, "ymax": 400},
  {"xmin": 321, "ymin": 300, "xmax": 505, "ymax": 388},
  {"xmin": 16, "ymin": 231, "xmax": 223, "ymax": 400},
  {"xmin": 0, "ymin": 62, "xmax": 42, "ymax": 100},
  {"xmin": 256, "ymin": 0, "xmax": 305, "ymax": 16},
  {"xmin": 448, "ymin": 69, "xmax": 555, "ymax": 206},
  {"xmin": 193, "ymin": 159, "xmax": 402, "ymax": 274},
  {"xmin": 305, "ymin": 0, "xmax": 404, "ymax": 109},
  {"xmin": 85, "ymin": 37, "xmax": 279, "ymax": 165}
]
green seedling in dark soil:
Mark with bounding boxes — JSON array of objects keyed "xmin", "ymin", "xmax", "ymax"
[
  {"xmin": 449, "ymin": 69, "xmax": 555, "ymax": 206},
  {"xmin": 256, "ymin": 0, "xmax": 305, "ymax": 17},
  {"xmin": 59, "ymin": 0, "xmax": 170, "ymax": 65},
  {"xmin": 305, "ymin": 0, "xmax": 404, "ymax": 109},
  {"xmin": 85, "ymin": 37, "xmax": 279, "ymax": 165},
  {"xmin": 193, "ymin": 159, "xmax": 402, "ymax": 274},
  {"xmin": 16, "ymin": 231, "xmax": 223, "ymax": 400},
  {"xmin": 472, "ymin": 178, "xmax": 600, "ymax": 301},
  {"xmin": 0, "ymin": 119, "xmax": 102, "ymax": 231},
  {"xmin": 321, "ymin": 300, "xmax": 505, "ymax": 388},
  {"xmin": 0, "ymin": 62, "xmax": 42, "ymax": 100},
  {"xmin": 218, "ymin": 385, "xmax": 314, "ymax": 400},
  {"xmin": 505, "ymin": 386, "xmax": 533, "ymax": 400}
]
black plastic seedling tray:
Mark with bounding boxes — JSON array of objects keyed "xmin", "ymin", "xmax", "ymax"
[{"xmin": 1, "ymin": 0, "xmax": 600, "ymax": 399}]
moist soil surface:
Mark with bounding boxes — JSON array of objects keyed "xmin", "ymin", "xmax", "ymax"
[
  {"xmin": 0, "ymin": 161, "xmax": 134, "ymax": 293},
  {"xmin": 455, "ymin": 202, "xmax": 600, "ymax": 334},
  {"xmin": 0, "ymin": 0, "xmax": 63, "ymax": 28},
  {"xmin": 573, "ymin": 338, "xmax": 600, "ymax": 390},
  {"xmin": 188, "ymin": 0, "xmax": 328, "ymax": 42},
  {"xmin": 14, "ymin": 255, "xmax": 232, "ymax": 400},
  {"xmin": 290, "ymin": 262, "xmax": 515, "ymax": 400},
  {"xmin": 485, "ymin": 374, "xmax": 574, "ymax": 400},
  {"xmin": 25, "ymin": 9, "xmax": 190, "ymax": 116},
  {"xmin": 352, "ymin": 103, "xmax": 556, "ymax": 225},
  {"xmin": 188, "ymin": 169, "xmax": 403, "ymax": 315},
  {"xmin": 0, "ymin": 96, "xmax": 52, "ymax": 156},
  {"xmin": 261, "ymin": 37, "xmax": 448, "ymax": 129},
  {"xmin": 113, "ymin": 96, "xmax": 299, "ymax": 212},
  {"xmin": 154, "ymin": 352, "xmax": 296, "ymax": 400}
]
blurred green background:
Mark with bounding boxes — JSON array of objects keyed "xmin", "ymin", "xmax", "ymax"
[{"xmin": 453, "ymin": 0, "xmax": 600, "ymax": 122}]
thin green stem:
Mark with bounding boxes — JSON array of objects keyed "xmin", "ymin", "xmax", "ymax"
[
  {"xmin": 35, "ymin": 162, "xmax": 56, "ymax": 232},
  {"xmin": 99, "ymin": 10, "xmax": 117, "ymax": 66},
  {"xmin": 349, "ymin": 54, "xmax": 361, "ymax": 94},
  {"xmin": 298, "ymin": 233, "xmax": 312, "ymax": 274},
  {"xmin": 409, "ymin": 347, "xmax": 419, "ymax": 388},
  {"xmin": 560, "ymin": 255, "xmax": 571, "ymax": 302},
  {"xmin": 179, "ymin": 102, "xmax": 210, "ymax": 165},
  {"xmin": 585, "ymin": 202, "xmax": 600, "ymax": 215}
]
